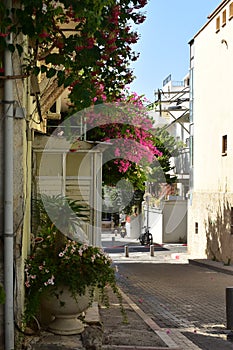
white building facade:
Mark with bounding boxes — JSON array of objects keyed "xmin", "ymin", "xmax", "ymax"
[
  {"xmin": 143, "ymin": 76, "xmax": 190, "ymax": 244},
  {"xmin": 188, "ymin": 0, "xmax": 233, "ymax": 261},
  {"xmin": 154, "ymin": 74, "xmax": 190, "ymax": 200}
]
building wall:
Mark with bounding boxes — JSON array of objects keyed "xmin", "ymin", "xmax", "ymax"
[
  {"xmin": 0, "ymin": 81, "xmax": 4, "ymax": 348},
  {"xmin": 0, "ymin": 43, "xmax": 35, "ymax": 348},
  {"xmin": 188, "ymin": 0, "xmax": 233, "ymax": 261},
  {"xmin": 32, "ymin": 136, "xmax": 103, "ymax": 247},
  {"xmin": 154, "ymin": 75, "xmax": 190, "ymax": 199},
  {"xmin": 0, "ymin": 5, "xmax": 86, "ymax": 346},
  {"xmin": 188, "ymin": 192, "xmax": 233, "ymax": 261},
  {"xmin": 163, "ymin": 200, "xmax": 187, "ymax": 243}
]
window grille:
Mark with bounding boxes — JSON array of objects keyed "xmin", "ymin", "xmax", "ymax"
[
  {"xmin": 216, "ymin": 16, "xmax": 220, "ymax": 32},
  {"xmin": 222, "ymin": 135, "xmax": 227, "ymax": 155},
  {"xmin": 222, "ymin": 9, "xmax": 227, "ymax": 26}
]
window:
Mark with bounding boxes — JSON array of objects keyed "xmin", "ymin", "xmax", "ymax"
[
  {"xmin": 195, "ymin": 222, "xmax": 198, "ymax": 234},
  {"xmin": 230, "ymin": 3, "xmax": 233, "ymax": 19},
  {"xmin": 216, "ymin": 16, "xmax": 220, "ymax": 32},
  {"xmin": 222, "ymin": 135, "xmax": 227, "ymax": 155},
  {"xmin": 222, "ymin": 9, "xmax": 227, "ymax": 26},
  {"xmin": 231, "ymin": 208, "xmax": 233, "ymax": 234}
]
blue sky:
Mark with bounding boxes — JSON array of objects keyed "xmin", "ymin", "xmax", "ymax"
[{"xmin": 129, "ymin": 0, "xmax": 221, "ymax": 102}]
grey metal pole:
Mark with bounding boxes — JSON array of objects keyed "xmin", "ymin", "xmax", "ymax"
[
  {"xmin": 150, "ymin": 244, "xmax": 154, "ymax": 257},
  {"xmin": 124, "ymin": 245, "xmax": 129, "ymax": 258},
  {"xmin": 226, "ymin": 287, "xmax": 233, "ymax": 330},
  {"xmin": 4, "ymin": 0, "xmax": 14, "ymax": 348}
]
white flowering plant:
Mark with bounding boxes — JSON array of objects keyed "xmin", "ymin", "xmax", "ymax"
[{"xmin": 24, "ymin": 225, "xmax": 123, "ymax": 324}]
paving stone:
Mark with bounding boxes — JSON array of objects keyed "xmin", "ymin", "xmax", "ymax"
[
  {"xmin": 115, "ymin": 262, "xmax": 233, "ymax": 349},
  {"xmin": 23, "ymin": 240, "xmax": 233, "ymax": 350}
]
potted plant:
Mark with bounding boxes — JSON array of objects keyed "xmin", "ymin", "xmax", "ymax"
[{"xmin": 24, "ymin": 194, "xmax": 125, "ymax": 334}]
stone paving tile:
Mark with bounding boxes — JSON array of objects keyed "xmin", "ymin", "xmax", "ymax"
[
  {"xmin": 115, "ymin": 262, "xmax": 233, "ymax": 350},
  {"xmin": 181, "ymin": 331, "xmax": 233, "ymax": 350},
  {"xmin": 26, "ymin": 333, "xmax": 85, "ymax": 350},
  {"xmin": 103, "ymin": 236, "xmax": 233, "ymax": 349},
  {"xmin": 99, "ymin": 287, "xmax": 169, "ymax": 349},
  {"xmin": 170, "ymin": 329, "xmax": 202, "ymax": 350}
]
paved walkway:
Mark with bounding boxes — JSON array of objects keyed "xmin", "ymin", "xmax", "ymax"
[
  {"xmin": 101, "ymin": 231, "xmax": 233, "ymax": 350},
  {"xmin": 25, "ymin": 232, "xmax": 233, "ymax": 350},
  {"xmin": 101, "ymin": 230, "xmax": 189, "ymax": 264}
]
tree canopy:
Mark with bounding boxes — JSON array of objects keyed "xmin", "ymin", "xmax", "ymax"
[
  {"xmin": 0, "ymin": 0, "xmax": 181, "ymax": 203},
  {"xmin": 85, "ymin": 94, "xmax": 183, "ymax": 194},
  {"xmin": 0, "ymin": 0, "xmax": 148, "ymax": 110}
]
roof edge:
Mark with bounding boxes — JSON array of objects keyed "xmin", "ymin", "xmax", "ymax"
[
  {"xmin": 207, "ymin": 0, "xmax": 229, "ymax": 19},
  {"xmin": 189, "ymin": 0, "xmax": 231, "ymax": 42}
]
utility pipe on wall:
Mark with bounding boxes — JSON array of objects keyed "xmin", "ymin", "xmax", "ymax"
[{"xmin": 4, "ymin": 0, "xmax": 15, "ymax": 348}]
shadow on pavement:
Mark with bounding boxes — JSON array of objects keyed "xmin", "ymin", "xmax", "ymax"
[
  {"xmin": 104, "ymin": 244, "xmax": 168, "ymax": 254},
  {"xmin": 182, "ymin": 331, "xmax": 233, "ymax": 350}
]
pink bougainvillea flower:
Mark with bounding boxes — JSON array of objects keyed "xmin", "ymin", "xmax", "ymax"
[{"xmin": 25, "ymin": 281, "xmax": 30, "ymax": 288}]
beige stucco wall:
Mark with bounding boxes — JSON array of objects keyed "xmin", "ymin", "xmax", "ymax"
[
  {"xmin": 0, "ymin": 78, "xmax": 30, "ymax": 348},
  {"xmin": 188, "ymin": 192, "xmax": 233, "ymax": 262},
  {"xmin": 163, "ymin": 200, "xmax": 187, "ymax": 243},
  {"xmin": 193, "ymin": 5, "xmax": 233, "ymax": 192},
  {"xmin": 188, "ymin": 0, "xmax": 233, "ymax": 261},
  {"xmin": 0, "ymin": 12, "xmax": 73, "ymax": 345},
  {"xmin": 0, "ymin": 41, "xmax": 37, "ymax": 347}
]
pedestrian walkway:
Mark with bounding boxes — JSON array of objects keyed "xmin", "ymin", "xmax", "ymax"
[
  {"xmin": 101, "ymin": 231, "xmax": 233, "ymax": 350},
  {"xmin": 24, "ymin": 232, "xmax": 233, "ymax": 350},
  {"xmin": 101, "ymin": 230, "xmax": 190, "ymax": 265},
  {"xmin": 113, "ymin": 262, "xmax": 233, "ymax": 350}
]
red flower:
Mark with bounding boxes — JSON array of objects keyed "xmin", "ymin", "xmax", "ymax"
[
  {"xmin": 0, "ymin": 33, "xmax": 9, "ymax": 38},
  {"xmin": 39, "ymin": 31, "xmax": 49, "ymax": 38},
  {"xmin": 86, "ymin": 38, "xmax": 95, "ymax": 49},
  {"xmin": 75, "ymin": 45, "xmax": 84, "ymax": 52},
  {"xmin": 101, "ymin": 54, "xmax": 110, "ymax": 60},
  {"xmin": 96, "ymin": 61, "xmax": 104, "ymax": 67}
]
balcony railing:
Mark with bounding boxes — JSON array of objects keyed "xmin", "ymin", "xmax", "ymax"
[{"xmin": 171, "ymin": 81, "xmax": 185, "ymax": 87}]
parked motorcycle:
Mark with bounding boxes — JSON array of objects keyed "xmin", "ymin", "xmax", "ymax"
[
  {"xmin": 120, "ymin": 221, "xmax": 127, "ymax": 238},
  {"xmin": 139, "ymin": 226, "xmax": 153, "ymax": 246}
]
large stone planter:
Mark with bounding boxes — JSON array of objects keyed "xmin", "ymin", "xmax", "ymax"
[{"xmin": 41, "ymin": 286, "xmax": 90, "ymax": 335}]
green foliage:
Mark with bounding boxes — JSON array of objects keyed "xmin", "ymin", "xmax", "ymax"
[
  {"xmin": 101, "ymin": 126, "xmax": 184, "ymax": 206},
  {"xmin": 85, "ymin": 93, "xmax": 159, "ymax": 195},
  {"xmin": 103, "ymin": 161, "xmax": 146, "ymax": 192},
  {"xmin": 0, "ymin": 0, "xmax": 148, "ymax": 111},
  {"xmin": 32, "ymin": 194, "xmax": 90, "ymax": 237},
  {"xmin": 25, "ymin": 194, "xmax": 125, "ymax": 324},
  {"xmin": 149, "ymin": 128, "xmax": 185, "ymax": 187},
  {"xmin": 24, "ymin": 230, "xmax": 120, "ymax": 323}
]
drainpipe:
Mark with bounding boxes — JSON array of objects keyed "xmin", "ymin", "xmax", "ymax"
[{"xmin": 4, "ymin": 0, "xmax": 15, "ymax": 348}]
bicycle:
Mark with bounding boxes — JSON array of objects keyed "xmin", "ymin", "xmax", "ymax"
[{"xmin": 139, "ymin": 226, "xmax": 153, "ymax": 246}]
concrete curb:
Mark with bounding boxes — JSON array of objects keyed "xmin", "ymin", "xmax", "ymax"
[
  {"xmin": 84, "ymin": 301, "xmax": 102, "ymax": 325},
  {"xmin": 102, "ymin": 346, "xmax": 179, "ymax": 350},
  {"xmin": 189, "ymin": 259, "xmax": 233, "ymax": 276},
  {"xmin": 119, "ymin": 288, "xmax": 179, "ymax": 350}
]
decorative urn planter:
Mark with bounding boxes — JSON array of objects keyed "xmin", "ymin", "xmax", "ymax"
[{"xmin": 41, "ymin": 286, "xmax": 90, "ymax": 335}]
